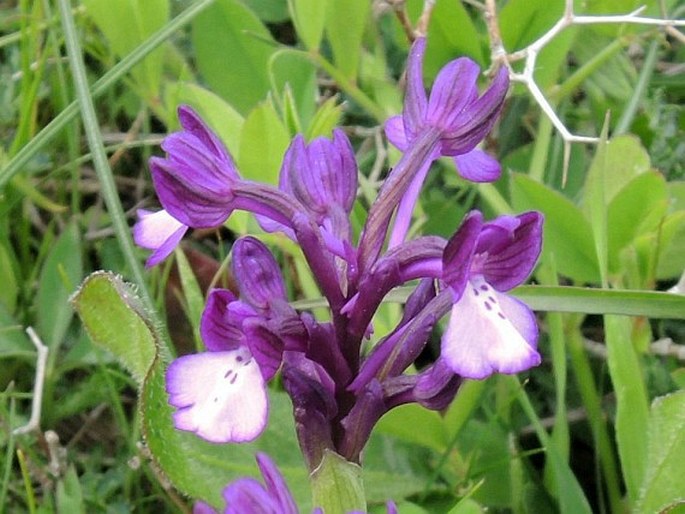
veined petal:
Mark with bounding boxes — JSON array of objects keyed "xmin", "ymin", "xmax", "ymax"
[
  {"xmin": 255, "ymin": 453, "xmax": 299, "ymax": 514},
  {"xmin": 201, "ymin": 289, "xmax": 243, "ymax": 352},
  {"xmin": 441, "ymin": 277, "xmax": 541, "ymax": 379},
  {"xmin": 133, "ymin": 209, "xmax": 188, "ymax": 267},
  {"xmin": 150, "ymin": 158, "xmax": 233, "ymax": 228},
  {"xmin": 166, "ymin": 348, "xmax": 268, "ymax": 443},
  {"xmin": 384, "ymin": 115, "xmax": 409, "ymax": 151},
  {"xmin": 442, "ymin": 211, "xmax": 483, "ymax": 299},
  {"xmin": 481, "ymin": 211, "xmax": 543, "ymax": 291},
  {"xmin": 439, "ymin": 66, "xmax": 509, "ymax": 156},
  {"xmin": 177, "ymin": 105, "xmax": 237, "ymax": 173},
  {"xmin": 223, "ymin": 478, "xmax": 279, "ymax": 514},
  {"xmin": 453, "ymin": 148, "xmax": 501, "ymax": 183},
  {"xmin": 232, "ymin": 237, "xmax": 287, "ymax": 311},
  {"xmin": 426, "ymin": 57, "xmax": 480, "ymax": 129},
  {"xmin": 403, "ymin": 37, "xmax": 428, "ymax": 140}
]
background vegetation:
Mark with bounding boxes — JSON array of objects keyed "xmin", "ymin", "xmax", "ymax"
[{"xmin": 1, "ymin": 0, "xmax": 685, "ymax": 512}]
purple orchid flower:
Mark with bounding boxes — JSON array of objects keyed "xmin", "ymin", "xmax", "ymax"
[
  {"xmin": 441, "ymin": 210, "xmax": 543, "ymax": 379},
  {"xmin": 384, "ymin": 37, "xmax": 508, "ymax": 181},
  {"xmin": 150, "ymin": 105, "xmax": 240, "ymax": 228},
  {"xmin": 381, "ymin": 37, "xmax": 509, "ymax": 250},
  {"xmin": 166, "ymin": 237, "xmax": 299, "ymax": 443},
  {"xmin": 133, "ymin": 209, "xmax": 188, "ymax": 267},
  {"xmin": 258, "ymin": 129, "xmax": 358, "ymax": 261}
]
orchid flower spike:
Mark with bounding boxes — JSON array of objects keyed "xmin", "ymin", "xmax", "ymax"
[{"xmin": 441, "ymin": 210, "xmax": 544, "ymax": 379}]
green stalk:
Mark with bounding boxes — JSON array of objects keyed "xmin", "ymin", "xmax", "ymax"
[
  {"xmin": 0, "ymin": 0, "xmax": 215, "ymax": 190},
  {"xmin": 56, "ymin": 0, "xmax": 158, "ymax": 324},
  {"xmin": 528, "ymin": 113, "xmax": 553, "ymax": 182},
  {"xmin": 566, "ymin": 323, "xmax": 622, "ymax": 513}
]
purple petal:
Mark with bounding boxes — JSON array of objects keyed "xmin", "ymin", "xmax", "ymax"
[
  {"xmin": 201, "ymin": 289, "xmax": 243, "ymax": 352},
  {"xmin": 384, "ymin": 115, "xmax": 409, "ymax": 151},
  {"xmin": 442, "ymin": 211, "xmax": 483, "ymax": 299},
  {"xmin": 223, "ymin": 477, "xmax": 278, "ymax": 514},
  {"xmin": 441, "ymin": 277, "xmax": 541, "ymax": 379},
  {"xmin": 177, "ymin": 105, "xmax": 237, "ymax": 174},
  {"xmin": 242, "ymin": 322, "xmax": 284, "ymax": 381},
  {"xmin": 133, "ymin": 209, "xmax": 188, "ymax": 267},
  {"xmin": 255, "ymin": 453, "xmax": 298, "ymax": 514},
  {"xmin": 231, "ymin": 237, "xmax": 286, "ymax": 311},
  {"xmin": 403, "ymin": 37, "xmax": 428, "ymax": 140},
  {"xmin": 387, "ymin": 156, "xmax": 432, "ymax": 249},
  {"xmin": 166, "ymin": 348, "xmax": 268, "ymax": 443},
  {"xmin": 192, "ymin": 501, "xmax": 218, "ymax": 514},
  {"xmin": 481, "ymin": 211, "xmax": 543, "ymax": 291},
  {"xmin": 439, "ymin": 66, "xmax": 509, "ymax": 155},
  {"xmin": 413, "ymin": 358, "xmax": 462, "ymax": 410},
  {"xmin": 150, "ymin": 158, "xmax": 233, "ymax": 228},
  {"xmin": 284, "ymin": 130, "xmax": 358, "ymax": 216},
  {"xmin": 453, "ymin": 148, "xmax": 502, "ymax": 183},
  {"xmin": 426, "ymin": 57, "xmax": 480, "ymax": 129}
]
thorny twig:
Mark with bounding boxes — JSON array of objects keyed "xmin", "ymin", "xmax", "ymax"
[
  {"xmin": 484, "ymin": 0, "xmax": 685, "ymax": 180},
  {"xmin": 13, "ymin": 328, "xmax": 49, "ymax": 436}
]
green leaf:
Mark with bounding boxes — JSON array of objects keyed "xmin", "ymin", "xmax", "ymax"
[
  {"xmin": 36, "ymin": 223, "xmax": 82, "ymax": 348},
  {"xmin": 269, "ymin": 49, "xmax": 318, "ymax": 130},
  {"xmin": 0, "ymin": 239, "xmax": 18, "ymax": 313},
  {"xmin": 583, "ymin": 116, "xmax": 610, "ymax": 285},
  {"xmin": 499, "ymin": 0, "xmax": 564, "ymax": 51},
  {"xmin": 424, "ymin": 0, "xmax": 484, "ymax": 69},
  {"xmin": 83, "ymin": 0, "xmax": 169, "ymax": 99},
  {"xmin": 607, "ymin": 171, "xmax": 668, "ymax": 272},
  {"xmin": 71, "ymin": 272, "xmax": 157, "ymax": 383},
  {"xmin": 305, "ymin": 96, "xmax": 343, "ymax": 140},
  {"xmin": 192, "ymin": 0, "xmax": 276, "ymax": 115},
  {"xmin": 510, "ymin": 173, "xmax": 599, "ymax": 283},
  {"xmin": 514, "ymin": 286, "xmax": 685, "ymax": 318},
  {"xmin": 164, "ymin": 82, "xmax": 244, "ymax": 158},
  {"xmin": 375, "ymin": 404, "xmax": 446, "ymax": 452},
  {"xmin": 584, "ymin": 135, "xmax": 651, "ymax": 206},
  {"xmin": 637, "ymin": 391, "xmax": 685, "ymax": 513},
  {"xmin": 311, "ymin": 450, "xmax": 366, "ymax": 514},
  {"xmin": 325, "ymin": 0, "xmax": 369, "ymax": 80},
  {"xmin": 654, "ymin": 211, "xmax": 685, "ymax": 279},
  {"xmin": 244, "ymin": 0, "xmax": 290, "ymax": 22},
  {"xmin": 239, "ymin": 100, "xmax": 290, "ymax": 184},
  {"xmin": 288, "ymin": 0, "xmax": 327, "ymax": 50},
  {"xmin": 0, "ymin": 303, "xmax": 32, "ymax": 358},
  {"xmin": 55, "ymin": 466, "xmax": 85, "ymax": 514}
]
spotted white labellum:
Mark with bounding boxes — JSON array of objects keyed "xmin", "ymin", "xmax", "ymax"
[
  {"xmin": 166, "ymin": 347, "xmax": 268, "ymax": 443},
  {"xmin": 442, "ymin": 275, "xmax": 540, "ymax": 380}
]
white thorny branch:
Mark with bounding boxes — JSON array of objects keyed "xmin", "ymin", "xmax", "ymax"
[{"xmin": 483, "ymin": 0, "xmax": 685, "ymax": 164}]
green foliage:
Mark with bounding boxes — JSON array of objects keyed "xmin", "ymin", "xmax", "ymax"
[
  {"xmin": 192, "ymin": 0, "xmax": 276, "ymax": 115},
  {"xmin": 2, "ymin": 0, "xmax": 685, "ymax": 511}
]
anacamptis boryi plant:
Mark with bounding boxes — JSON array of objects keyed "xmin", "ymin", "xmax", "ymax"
[{"xmin": 134, "ymin": 37, "xmax": 544, "ymax": 513}]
